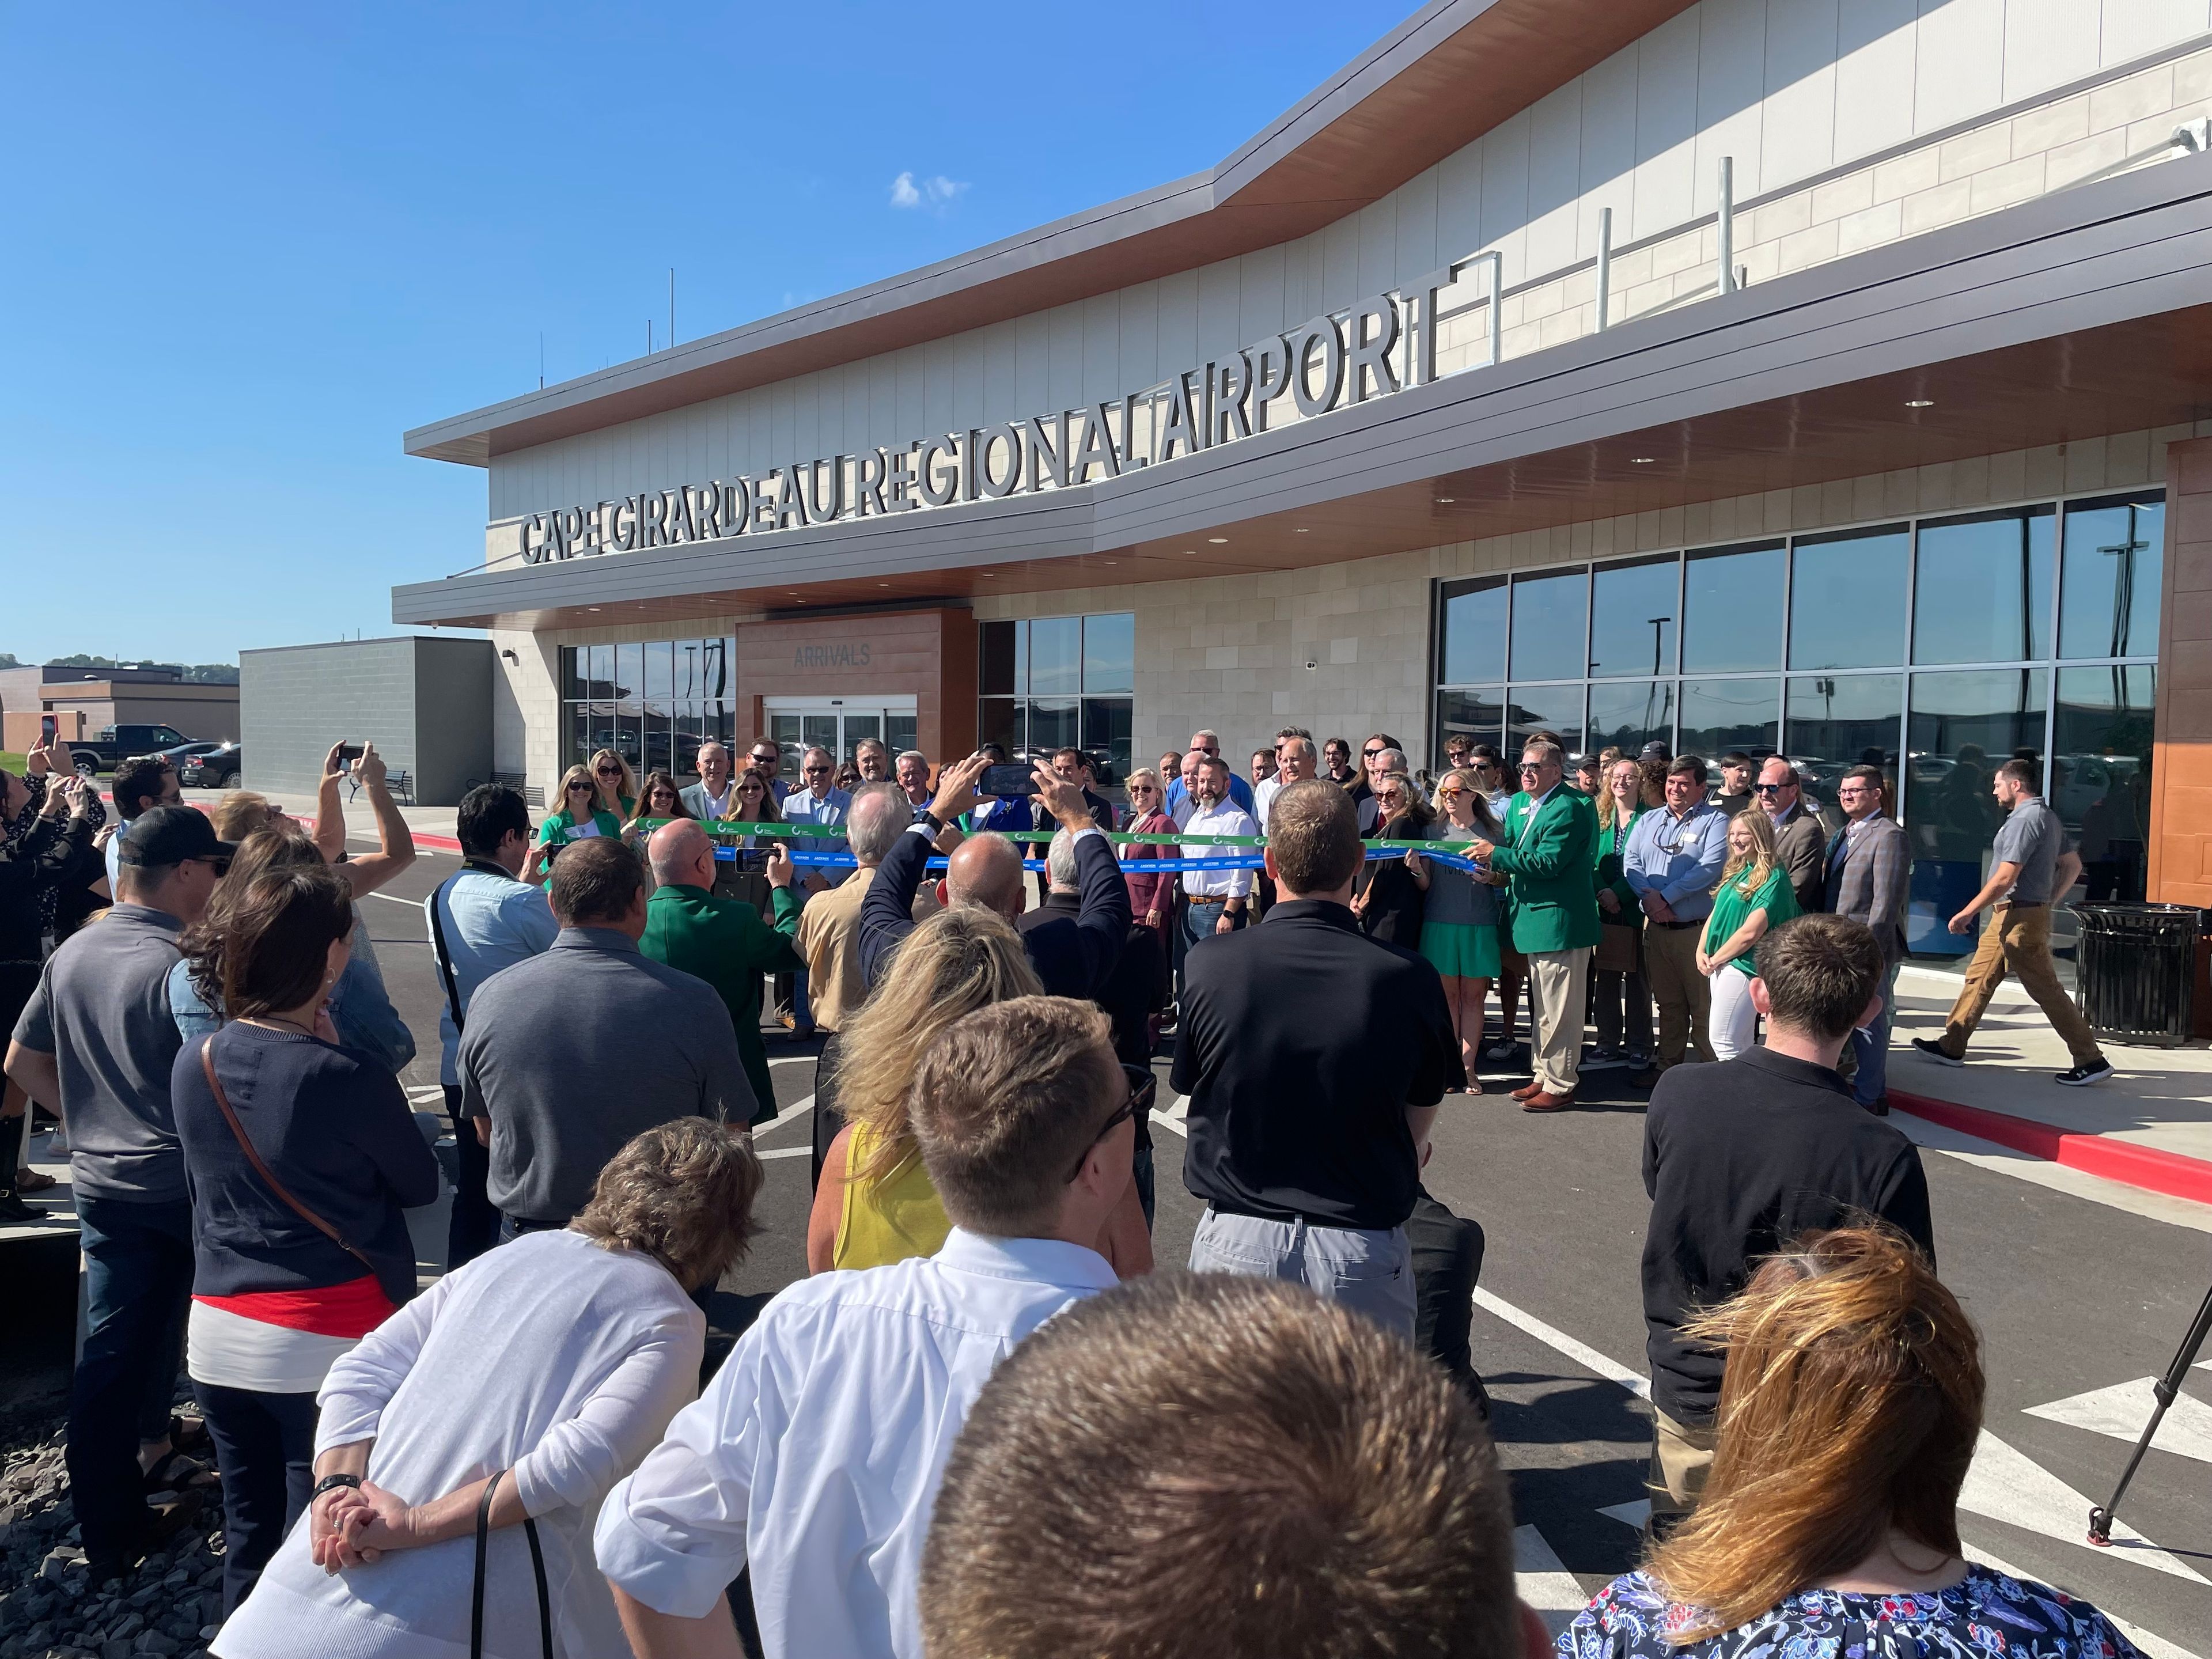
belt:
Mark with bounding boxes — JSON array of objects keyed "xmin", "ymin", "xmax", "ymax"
[
  {"xmin": 1206, "ymin": 1197, "xmax": 1393, "ymax": 1232},
  {"xmin": 1653, "ymin": 918, "xmax": 1703, "ymax": 930},
  {"xmin": 1999, "ymin": 899, "xmax": 2047, "ymax": 909}
]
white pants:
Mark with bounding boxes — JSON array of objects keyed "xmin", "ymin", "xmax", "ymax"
[{"xmin": 1709, "ymin": 968, "xmax": 1759, "ymax": 1060}]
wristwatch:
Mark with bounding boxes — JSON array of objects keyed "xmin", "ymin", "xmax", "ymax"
[
  {"xmin": 920, "ymin": 809, "xmax": 948, "ymax": 834},
  {"xmin": 312, "ymin": 1472, "xmax": 363, "ymax": 1500}
]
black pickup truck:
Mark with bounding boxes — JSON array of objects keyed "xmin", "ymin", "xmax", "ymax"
[{"xmin": 62, "ymin": 723, "xmax": 200, "ymax": 775}]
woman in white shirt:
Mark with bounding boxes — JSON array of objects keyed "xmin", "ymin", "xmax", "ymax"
[{"xmin": 213, "ymin": 1119, "xmax": 763, "ymax": 1659}]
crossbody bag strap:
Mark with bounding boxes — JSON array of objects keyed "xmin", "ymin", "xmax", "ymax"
[
  {"xmin": 198, "ymin": 1036, "xmax": 377, "ymax": 1279},
  {"xmin": 428, "ymin": 872, "xmax": 469, "ymax": 1036},
  {"xmin": 471, "ymin": 1469, "xmax": 553, "ymax": 1659}
]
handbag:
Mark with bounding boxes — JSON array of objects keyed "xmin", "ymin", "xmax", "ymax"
[
  {"xmin": 198, "ymin": 1037, "xmax": 378, "ymax": 1282},
  {"xmin": 471, "ymin": 1469, "xmax": 552, "ymax": 1659}
]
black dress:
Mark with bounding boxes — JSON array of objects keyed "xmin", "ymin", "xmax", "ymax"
[{"xmin": 1359, "ymin": 808, "xmax": 1433, "ymax": 950}]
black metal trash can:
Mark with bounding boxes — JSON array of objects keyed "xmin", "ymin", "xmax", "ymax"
[{"xmin": 2073, "ymin": 902, "xmax": 2207, "ymax": 1047}]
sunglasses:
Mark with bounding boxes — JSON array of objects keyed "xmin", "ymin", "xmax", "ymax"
[
  {"xmin": 1363, "ymin": 746, "xmax": 1388, "ymax": 757},
  {"xmin": 567, "ymin": 782, "xmax": 596, "ymax": 793},
  {"xmin": 752, "ymin": 754, "xmax": 779, "ymax": 766},
  {"xmin": 595, "ymin": 765, "xmax": 622, "ymax": 777},
  {"xmin": 1069, "ymin": 1066, "xmax": 1158, "ymax": 1181},
  {"xmin": 1753, "ymin": 782, "xmax": 1787, "ymax": 794},
  {"xmin": 1518, "ymin": 762, "xmax": 1544, "ymax": 773},
  {"xmin": 804, "ymin": 764, "xmax": 831, "ymax": 775},
  {"xmin": 1130, "ymin": 783, "xmax": 1158, "ymax": 794},
  {"xmin": 202, "ymin": 856, "xmax": 233, "ymax": 878}
]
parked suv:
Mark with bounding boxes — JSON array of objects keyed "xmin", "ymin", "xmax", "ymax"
[
  {"xmin": 66, "ymin": 724, "xmax": 196, "ymax": 775},
  {"xmin": 179, "ymin": 741, "xmax": 244, "ymax": 789}
]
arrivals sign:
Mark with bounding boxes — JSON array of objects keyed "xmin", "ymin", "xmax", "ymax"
[{"xmin": 516, "ymin": 283, "xmax": 1459, "ymax": 564}]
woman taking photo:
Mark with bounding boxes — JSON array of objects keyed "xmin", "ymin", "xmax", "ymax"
[
  {"xmin": 1589, "ymin": 756, "xmax": 1653, "ymax": 1070},
  {"xmin": 1402, "ymin": 768, "xmax": 1502, "ymax": 1090},
  {"xmin": 1351, "ymin": 770, "xmax": 1434, "ymax": 950},
  {"xmin": 169, "ymin": 864, "xmax": 441, "ymax": 1612},
  {"xmin": 1698, "ymin": 809, "xmax": 1800, "ymax": 1060},
  {"xmin": 806, "ymin": 906, "xmax": 1152, "ymax": 1277},
  {"xmin": 1118, "ymin": 767, "xmax": 1176, "ymax": 1035},
  {"xmin": 525, "ymin": 764, "xmax": 622, "ymax": 885},
  {"xmin": 1565, "ymin": 1226, "xmax": 2141, "ymax": 1659},
  {"xmin": 590, "ymin": 748, "xmax": 638, "ymax": 820},
  {"xmin": 215, "ymin": 1119, "xmax": 762, "ymax": 1659}
]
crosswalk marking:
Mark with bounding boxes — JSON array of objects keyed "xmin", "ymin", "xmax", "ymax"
[
  {"xmin": 1597, "ymin": 1499, "xmax": 1650, "ymax": 1531},
  {"xmin": 1959, "ymin": 1430, "xmax": 2209, "ymax": 1585},
  {"xmin": 751, "ymin": 1097, "xmax": 815, "ymax": 1143},
  {"xmin": 1513, "ymin": 1525, "xmax": 1590, "ymax": 1638},
  {"xmin": 1472, "ymin": 1287, "xmax": 1650, "ymax": 1400},
  {"xmin": 2024, "ymin": 1377, "xmax": 2212, "ymax": 1466}
]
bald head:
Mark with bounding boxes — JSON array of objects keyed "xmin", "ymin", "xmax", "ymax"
[
  {"xmin": 947, "ymin": 833, "xmax": 1027, "ymax": 920},
  {"xmin": 648, "ymin": 819, "xmax": 715, "ymax": 889}
]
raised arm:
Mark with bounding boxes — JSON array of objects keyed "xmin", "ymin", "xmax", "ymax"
[
  {"xmin": 315, "ymin": 742, "xmax": 350, "ymax": 865},
  {"xmin": 1035, "ymin": 770, "xmax": 1132, "ymax": 997},
  {"xmin": 337, "ymin": 743, "xmax": 418, "ymax": 897}
]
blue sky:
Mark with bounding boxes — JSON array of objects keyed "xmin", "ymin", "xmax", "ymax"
[{"xmin": 0, "ymin": 0, "xmax": 1415, "ymax": 666}]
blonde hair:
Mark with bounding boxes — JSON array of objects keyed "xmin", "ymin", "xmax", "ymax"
[
  {"xmin": 834, "ymin": 906, "xmax": 1043, "ymax": 1185},
  {"xmin": 589, "ymin": 748, "xmax": 637, "ymax": 815},
  {"xmin": 1647, "ymin": 1226, "xmax": 1979, "ymax": 1640},
  {"xmin": 570, "ymin": 1118, "xmax": 763, "ymax": 1290},
  {"xmin": 1597, "ymin": 759, "xmax": 1644, "ymax": 833},
  {"xmin": 555, "ymin": 763, "xmax": 600, "ymax": 821},
  {"xmin": 213, "ymin": 791, "xmax": 279, "ymax": 843},
  {"xmin": 1719, "ymin": 802, "xmax": 1781, "ymax": 894},
  {"xmin": 1431, "ymin": 768, "xmax": 1502, "ymax": 839}
]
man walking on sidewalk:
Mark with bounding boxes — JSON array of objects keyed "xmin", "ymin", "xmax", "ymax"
[{"xmin": 1911, "ymin": 757, "xmax": 2112, "ymax": 1087}]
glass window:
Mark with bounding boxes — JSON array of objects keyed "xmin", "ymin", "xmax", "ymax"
[
  {"xmin": 1682, "ymin": 543, "xmax": 1783, "ymax": 673},
  {"xmin": 2054, "ymin": 665, "xmax": 2155, "ymax": 902},
  {"xmin": 978, "ymin": 698, "xmax": 1024, "ymax": 761},
  {"xmin": 1028, "ymin": 697, "xmax": 1080, "ymax": 756},
  {"xmin": 980, "ymin": 620, "xmax": 1021, "ymax": 696},
  {"xmin": 1791, "ymin": 527, "xmax": 1907, "ymax": 670},
  {"xmin": 1082, "ymin": 613, "xmax": 1135, "ymax": 694},
  {"xmin": 2061, "ymin": 494, "xmax": 2164, "ymax": 660},
  {"xmin": 674, "ymin": 706, "xmax": 706, "ymax": 778},
  {"xmin": 561, "ymin": 647, "xmax": 584, "ymax": 701},
  {"xmin": 1587, "ymin": 680, "xmax": 1675, "ymax": 758},
  {"xmin": 1679, "ymin": 677, "xmax": 1778, "ymax": 764},
  {"xmin": 1588, "ymin": 557, "xmax": 1679, "ymax": 679},
  {"xmin": 1082, "ymin": 699, "xmax": 1133, "ymax": 785},
  {"xmin": 704, "ymin": 638, "xmax": 734, "ymax": 708},
  {"xmin": 1912, "ymin": 506, "xmax": 2052, "ymax": 664},
  {"xmin": 613, "ymin": 643, "xmax": 644, "ymax": 715},
  {"xmin": 1785, "ymin": 673, "xmax": 1901, "ymax": 805},
  {"xmin": 642, "ymin": 641, "xmax": 672, "ymax": 704},
  {"xmin": 1439, "ymin": 577, "xmax": 1507, "ymax": 684},
  {"xmin": 1509, "ymin": 569, "xmax": 1589, "ymax": 683},
  {"xmin": 1434, "ymin": 687, "xmax": 1505, "ymax": 764},
  {"xmin": 586, "ymin": 644, "xmax": 614, "ymax": 699},
  {"xmin": 1505, "ymin": 685, "xmax": 1584, "ymax": 759},
  {"xmin": 842, "ymin": 713, "xmax": 882, "ymax": 763},
  {"xmin": 1905, "ymin": 666, "xmax": 2047, "ymax": 863},
  {"xmin": 1029, "ymin": 618, "xmax": 1080, "ymax": 695}
]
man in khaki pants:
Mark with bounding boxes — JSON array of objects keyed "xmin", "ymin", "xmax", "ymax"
[
  {"xmin": 1912, "ymin": 757, "xmax": 2113, "ymax": 1088},
  {"xmin": 1622, "ymin": 757, "xmax": 1730, "ymax": 1090}
]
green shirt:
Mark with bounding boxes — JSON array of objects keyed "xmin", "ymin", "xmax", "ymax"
[
  {"xmin": 535, "ymin": 808, "xmax": 624, "ymax": 890},
  {"xmin": 1702, "ymin": 865, "xmax": 1800, "ymax": 976},
  {"xmin": 639, "ymin": 882, "xmax": 805, "ymax": 1122},
  {"xmin": 1594, "ymin": 805, "xmax": 1645, "ymax": 911}
]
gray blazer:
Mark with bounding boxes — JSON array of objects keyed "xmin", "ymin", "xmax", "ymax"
[
  {"xmin": 1824, "ymin": 813, "xmax": 1910, "ymax": 964},
  {"xmin": 679, "ymin": 781, "xmax": 731, "ymax": 821}
]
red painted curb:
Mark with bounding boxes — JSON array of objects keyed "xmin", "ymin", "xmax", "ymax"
[
  {"xmin": 1888, "ymin": 1088, "xmax": 2212, "ymax": 1207},
  {"xmin": 142, "ymin": 796, "xmax": 465, "ymax": 854}
]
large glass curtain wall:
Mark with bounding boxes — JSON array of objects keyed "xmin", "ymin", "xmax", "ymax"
[
  {"xmin": 978, "ymin": 613, "xmax": 1137, "ymax": 785},
  {"xmin": 1433, "ymin": 491, "xmax": 2163, "ymax": 951},
  {"xmin": 560, "ymin": 638, "xmax": 737, "ymax": 780}
]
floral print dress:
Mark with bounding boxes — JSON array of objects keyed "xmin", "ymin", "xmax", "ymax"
[{"xmin": 1559, "ymin": 1566, "xmax": 2140, "ymax": 1659}]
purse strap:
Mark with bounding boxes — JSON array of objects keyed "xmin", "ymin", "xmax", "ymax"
[
  {"xmin": 472, "ymin": 1469, "xmax": 552, "ymax": 1659},
  {"xmin": 198, "ymin": 1036, "xmax": 377, "ymax": 1280}
]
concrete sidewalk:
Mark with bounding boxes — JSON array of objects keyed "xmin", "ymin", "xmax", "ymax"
[{"xmin": 176, "ymin": 783, "xmax": 467, "ymax": 849}]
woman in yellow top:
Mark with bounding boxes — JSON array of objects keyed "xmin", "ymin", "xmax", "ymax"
[
  {"xmin": 805, "ymin": 905, "xmax": 1153, "ymax": 1276},
  {"xmin": 1698, "ymin": 808, "xmax": 1800, "ymax": 1062}
]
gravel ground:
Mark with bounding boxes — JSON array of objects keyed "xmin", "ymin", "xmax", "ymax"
[{"xmin": 0, "ymin": 1413, "xmax": 229, "ymax": 1659}]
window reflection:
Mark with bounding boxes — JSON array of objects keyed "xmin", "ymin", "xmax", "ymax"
[
  {"xmin": 1683, "ymin": 543, "xmax": 1783, "ymax": 673},
  {"xmin": 1791, "ymin": 527, "xmax": 1907, "ymax": 670},
  {"xmin": 2061, "ymin": 495, "xmax": 2164, "ymax": 661},
  {"xmin": 1509, "ymin": 569, "xmax": 1589, "ymax": 683},
  {"xmin": 1904, "ymin": 668, "xmax": 2046, "ymax": 953},
  {"xmin": 979, "ymin": 621, "xmax": 1020, "ymax": 696},
  {"xmin": 2055, "ymin": 665, "xmax": 2155, "ymax": 902},
  {"xmin": 1082, "ymin": 613, "xmax": 1135, "ymax": 694},
  {"xmin": 1081, "ymin": 698, "xmax": 1132, "ymax": 785},
  {"xmin": 1589, "ymin": 558, "xmax": 1678, "ymax": 678},
  {"xmin": 1440, "ymin": 578, "xmax": 1506, "ymax": 684},
  {"xmin": 1434, "ymin": 687, "xmax": 1505, "ymax": 766},
  {"xmin": 1679, "ymin": 677, "xmax": 1778, "ymax": 764},
  {"xmin": 1505, "ymin": 685, "xmax": 1584, "ymax": 759},
  {"xmin": 1029, "ymin": 618, "xmax": 1081, "ymax": 695},
  {"xmin": 1785, "ymin": 674, "xmax": 1900, "ymax": 802},
  {"xmin": 1587, "ymin": 680, "xmax": 1675, "ymax": 757},
  {"xmin": 1912, "ymin": 506, "xmax": 2052, "ymax": 664}
]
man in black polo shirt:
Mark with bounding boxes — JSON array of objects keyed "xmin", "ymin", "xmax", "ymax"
[
  {"xmin": 1177, "ymin": 780, "xmax": 1461, "ymax": 1337},
  {"xmin": 1641, "ymin": 911, "xmax": 1934, "ymax": 1532}
]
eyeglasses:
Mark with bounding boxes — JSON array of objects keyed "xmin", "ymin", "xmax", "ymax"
[
  {"xmin": 1518, "ymin": 762, "xmax": 1544, "ymax": 774},
  {"xmin": 804, "ymin": 764, "xmax": 831, "ymax": 775},
  {"xmin": 751, "ymin": 753, "xmax": 778, "ymax": 764},
  {"xmin": 594, "ymin": 765, "xmax": 622, "ymax": 778},
  {"xmin": 1068, "ymin": 1066, "xmax": 1157, "ymax": 1181}
]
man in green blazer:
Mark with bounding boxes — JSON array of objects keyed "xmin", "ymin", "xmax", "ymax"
[
  {"xmin": 640, "ymin": 820, "xmax": 805, "ymax": 1126},
  {"xmin": 1468, "ymin": 740, "xmax": 1601, "ymax": 1111}
]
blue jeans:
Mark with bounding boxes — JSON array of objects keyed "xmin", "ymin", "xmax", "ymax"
[
  {"xmin": 1181, "ymin": 896, "xmax": 1244, "ymax": 955},
  {"xmin": 195, "ymin": 1382, "xmax": 317, "ymax": 1613},
  {"xmin": 1850, "ymin": 961, "xmax": 1902, "ymax": 1107},
  {"xmin": 498, "ymin": 1211, "xmax": 567, "ymax": 1245},
  {"xmin": 71, "ymin": 1195, "xmax": 195, "ymax": 1567}
]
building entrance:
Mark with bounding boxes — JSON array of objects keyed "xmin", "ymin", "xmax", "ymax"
[{"xmin": 764, "ymin": 696, "xmax": 918, "ymax": 785}]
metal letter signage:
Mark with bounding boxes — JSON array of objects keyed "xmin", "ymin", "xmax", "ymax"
[{"xmin": 513, "ymin": 281, "xmax": 1470, "ymax": 564}]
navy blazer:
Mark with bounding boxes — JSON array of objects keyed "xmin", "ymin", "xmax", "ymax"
[{"xmin": 859, "ymin": 823, "xmax": 1130, "ymax": 997}]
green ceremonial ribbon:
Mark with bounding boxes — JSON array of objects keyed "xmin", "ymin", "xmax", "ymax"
[{"xmin": 635, "ymin": 817, "xmax": 1491, "ymax": 856}]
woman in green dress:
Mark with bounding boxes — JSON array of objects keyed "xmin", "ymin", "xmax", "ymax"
[
  {"xmin": 1698, "ymin": 807, "xmax": 1800, "ymax": 1060},
  {"xmin": 525, "ymin": 764, "xmax": 624, "ymax": 887},
  {"xmin": 1404, "ymin": 767, "xmax": 1505, "ymax": 1091},
  {"xmin": 1590, "ymin": 757, "xmax": 1652, "ymax": 1070}
]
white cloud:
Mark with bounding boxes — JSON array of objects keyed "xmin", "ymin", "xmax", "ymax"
[{"xmin": 889, "ymin": 170, "xmax": 968, "ymax": 211}]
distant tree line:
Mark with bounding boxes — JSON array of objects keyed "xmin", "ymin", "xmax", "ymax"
[{"xmin": 0, "ymin": 652, "xmax": 238, "ymax": 684}]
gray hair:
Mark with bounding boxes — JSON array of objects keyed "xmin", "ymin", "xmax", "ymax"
[
  {"xmin": 1281, "ymin": 736, "xmax": 1316, "ymax": 763},
  {"xmin": 1374, "ymin": 748, "xmax": 1407, "ymax": 771},
  {"xmin": 847, "ymin": 783, "xmax": 911, "ymax": 865},
  {"xmin": 1192, "ymin": 729, "xmax": 1221, "ymax": 744},
  {"xmin": 1046, "ymin": 826, "xmax": 1080, "ymax": 891},
  {"xmin": 1520, "ymin": 740, "xmax": 1564, "ymax": 770},
  {"xmin": 896, "ymin": 749, "xmax": 929, "ymax": 771}
]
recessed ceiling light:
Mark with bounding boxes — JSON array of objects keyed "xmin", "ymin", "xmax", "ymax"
[
  {"xmin": 1294, "ymin": 527, "xmax": 1309, "ymax": 533},
  {"xmin": 1631, "ymin": 457, "xmax": 1656, "ymax": 465},
  {"xmin": 1436, "ymin": 497, "xmax": 1456, "ymax": 503},
  {"xmin": 1208, "ymin": 537, "xmax": 1229, "ymax": 544},
  {"xmin": 1104, "ymin": 560, "xmax": 1118, "ymax": 566},
  {"xmin": 1905, "ymin": 399, "xmax": 1934, "ymax": 408},
  {"xmin": 877, "ymin": 582, "xmax": 891, "ymax": 588},
  {"xmin": 586, "ymin": 607, "xmax": 602, "ymax": 611},
  {"xmin": 1181, "ymin": 549, "xmax": 1197, "ymax": 555}
]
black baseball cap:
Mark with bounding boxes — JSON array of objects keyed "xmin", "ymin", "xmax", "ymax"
[
  {"xmin": 119, "ymin": 805, "xmax": 238, "ymax": 868},
  {"xmin": 1638, "ymin": 740, "xmax": 1671, "ymax": 759}
]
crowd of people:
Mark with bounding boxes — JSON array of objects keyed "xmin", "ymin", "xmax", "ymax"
[{"xmin": 0, "ymin": 714, "xmax": 2145, "ymax": 1659}]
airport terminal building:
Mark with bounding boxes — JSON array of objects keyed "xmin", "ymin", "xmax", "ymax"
[{"xmin": 395, "ymin": 0, "xmax": 2212, "ymax": 948}]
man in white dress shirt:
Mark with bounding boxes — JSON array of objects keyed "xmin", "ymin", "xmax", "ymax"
[
  {"xmin": 597, "ymin": 996, "xmax": 1134, "ymax": 1659},
  {"xmin": 1173, "ymin": 755, "xmax": 1258, "ymax": 997}
]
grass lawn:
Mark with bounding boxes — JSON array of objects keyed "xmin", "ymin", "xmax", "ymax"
[{"xmin": 0, "ymin": 752, "xmax": 23, "ymax": 775}]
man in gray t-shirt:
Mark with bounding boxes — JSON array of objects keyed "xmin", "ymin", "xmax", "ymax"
[
  {"xmin": 1910, "ymin": 758, "xmax": 2109, "ymax": 1086},
  {"xmin": 5, "ymin": 805, "xmax": 234, "ymax": 1577}
]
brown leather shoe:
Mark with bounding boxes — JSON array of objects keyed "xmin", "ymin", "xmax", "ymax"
[
  {"xmin": 1521, "ymin": 1090, "xmax": 1575, "ymax": 1113},
  {"xmin": 1510, "ymin": 1081, "xmax": 1544, "ymax": 1101}
]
